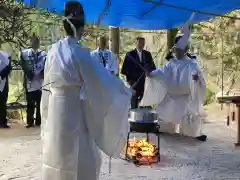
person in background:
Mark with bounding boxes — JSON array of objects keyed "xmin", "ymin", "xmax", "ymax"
[
  {"xmin": 121, "ymin": 36, "xmax": 156, "ymax": 109},
  {"xmin": 20, "ymin": 35, "xmax": 46, "ymax": 128},
  {"xmin": 40, "ymin": 1, "xmax": 131, "ymax": 180},
  {"xmin": 91, "ymin": 36, "xmax": 118, "ymax": 75},
  {"xmin": 0, "ymin": 51, "xmax": 12, "ymax": 128}
]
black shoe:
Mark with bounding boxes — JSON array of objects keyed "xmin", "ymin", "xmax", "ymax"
[
  {"xmin": 25, "ymin": 124, "xmax": 34, "ymax": 128},
  {"xmin": 196, "ymin": 135, "xmax": 207, "ymax": 142},
  {"xmin": 35, "ymin": 124, "xmax": 41, "ymax": 127},
  {"xmin": 0, "ymin": 124, "xmax": 10, "ymax": 129},
  {"xmin": 4, "ymin": 124, "xmax": 10, "ymax": 128}
]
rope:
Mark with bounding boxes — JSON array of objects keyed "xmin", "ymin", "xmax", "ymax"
[
  {"xmin": 14, "ymin": 81, "xmax": 54, "ymax": 102},
  {"xmin": 97, "ymin": 0, "xmax": 112, "ymax": 25},
  {"xmin": 141, "ymin": 0, "xmax": 164, "ymax": 17},
  {"xmin": 142, "ymin": 0, "xmax": 240, "ymax": 20}
]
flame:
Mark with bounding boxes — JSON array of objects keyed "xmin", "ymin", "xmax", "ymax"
[{"xmin": 126, "ymin": 139, "xmax": 157, "ymax": 163}]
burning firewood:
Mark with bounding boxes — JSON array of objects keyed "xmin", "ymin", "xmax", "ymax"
[{"xmin": 125, "ymin": 139, "xmax": 158, "ymax": 164}]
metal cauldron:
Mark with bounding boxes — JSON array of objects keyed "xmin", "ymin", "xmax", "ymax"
[
  {"xmin": 128, "ymin": 108, "xmax": 159, "ymax": 132},
  {"xmin": 129, "ymin": 108, "xmax": 158, "ymax": 123}
]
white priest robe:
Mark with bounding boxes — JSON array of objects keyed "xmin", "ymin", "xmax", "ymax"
[
  {"xmin": 140, "ymin": 56, "xmax": 206, "ymax": 137},
  {"xmin": 41, "ymin": 37, "xmax": 131, "ymax": 180},
  {"xmin": 91, "ymin": 48, "xmax": 118, "ymax": 74},
  {"xmin": 20, "ymin": 48, "xmax": 46, "ymax": 92}
]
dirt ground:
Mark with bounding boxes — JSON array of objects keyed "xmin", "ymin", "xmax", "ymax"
[{"xmin": 0, "ymin": 103, "xmax": 240, "ymax": 180}]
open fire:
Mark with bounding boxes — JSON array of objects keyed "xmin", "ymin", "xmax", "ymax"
[{"xmin": 125, "ymin": 138, "xmax": 158, "ymax": 164}]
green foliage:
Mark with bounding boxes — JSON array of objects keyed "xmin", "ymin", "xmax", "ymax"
[
  {"xmin": 8, "ymin": 70, "xmax": 24, "ymax": 103},
  {"xmin": 0, "ymin": 0, "xmax": 38, "ymax": 47},
  {"xmin": 189, "ymin": 10, "xmax": 240, "ymax": 93},
  {"xmin": 204, "ymin": 87, "xmax": 215, "ymax": 106},
  {"xmin": 192, "ymin": 11, "xmax": 240, "ymax": 74},
  {"xmin": 7, "ymin": 70, "xmax": 25, "ymax": 120}
]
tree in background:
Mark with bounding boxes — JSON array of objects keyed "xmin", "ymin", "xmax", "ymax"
[
  {"xmin": 191, "ymin": 11, "xmax": 240, "ymax": 93},
  {"xmin": 0, "ymin": 0, "xmax": 32, "ymax": 47}
]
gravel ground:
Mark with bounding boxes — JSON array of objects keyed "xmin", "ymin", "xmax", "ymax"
[{"xmin": 0, "ymin": 119, "xmax": 240, "ymax": 180}]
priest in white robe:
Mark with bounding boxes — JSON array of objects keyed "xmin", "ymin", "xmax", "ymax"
[
  {"xmin": 91, "ymin": 36, "xmax": 118, "ymax": 75},
  {"xmin": 41, "ymin": 1, "xmax": 131, "ymax": 180},
  {"xmin": 20, "ymin": 35, "xmax": 46, "ymax": 128},
  {"xmin": 140, "ymin": 13, "xmax": 207, "ymax": 141}
]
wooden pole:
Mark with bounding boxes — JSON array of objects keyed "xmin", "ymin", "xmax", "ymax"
[
  {"xmin": 109, "ymin": 26, "xmax": 120, "ymax": 75},
  {"xmin": 236, "ymin": 104, "xmax": 240, "ymax": 146}
]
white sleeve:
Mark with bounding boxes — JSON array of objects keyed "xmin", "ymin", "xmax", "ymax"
[
  {"xmin": 191, "ymin": 61, "xmax": 206, "ymax": 87},
  {"xmin": 75, "ymin": 46, "xmax": 131, "ymax": 158},
  {"xmin": 109, "ymin": 52, "xmax": 118, "ymax": 74},
  {"xmin": 90, "ymin": 51, "xmax": 96, "ymax": 58},
  {"xmin": 150, "ymin": 62, "xmax": 170, "ymax": 80},
  {"xmin": 0, "ymin": 52, "xmax": 6, "ymax": 70},
  {"xmin": 42, "ymin": 51, "xmax": 47, "ymax": 57},
  {"xmin": 90, "ymin": 51, "xmax": 98, "ymax": 62},
  {"xmin": 90, "ymin": 51, "xmax": 94, "ymax": 57}
]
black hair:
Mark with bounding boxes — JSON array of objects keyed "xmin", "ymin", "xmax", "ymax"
[
  {"xmin": 165, "ymin": 51, "xmax": 174, "ymax": 61},
  {"xmin": 30, "ymin": 34, "xmax": 40, "ymax": 47},
  {"xmin": 174, "ymin": 35, "xmax": 183, "ymax": 44},
  {"xmin": 136, "ymin": 36, "xmax": 145, "ymax": 41},
  {"xmin": 98, "ymin": 35, "xmax": 107, "ymax": 41},
  {"xmin": 30, "ymin": 33, "xmax": 39, "ymax": 41},
  {"xmin": 63, "ymin": 1, "xmax": 85, "ymax": 36}
]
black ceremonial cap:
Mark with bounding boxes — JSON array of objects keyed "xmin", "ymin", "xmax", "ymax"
[
  {"xmin": 64, "ymin": 1, "xmax": 84, "ymax": 17},
  {"xmin": 175, "ymin": 35, "xmax": 183, "ymax": 44}
]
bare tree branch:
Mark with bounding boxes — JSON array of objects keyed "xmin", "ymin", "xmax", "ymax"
[{"xmin": 0, "ymin": 0, "xmax": 35, "ymax": 48}]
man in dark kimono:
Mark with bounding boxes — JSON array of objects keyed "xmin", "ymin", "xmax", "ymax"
[
  {"xmin": 0, "ymin": 51, "xmax": 12, "ymax": 128},
  {"xmin": 121, "ymin": 36, "xmax": 156, "ymax": 109},
  {"xmin": 20, "ymin": 35, "xmax": 46, "ymax": 128}
]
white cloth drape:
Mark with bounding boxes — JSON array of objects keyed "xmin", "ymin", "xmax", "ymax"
[{"xmin": 41, "ymin": 37, "xmax": 131, "ymax": 180}]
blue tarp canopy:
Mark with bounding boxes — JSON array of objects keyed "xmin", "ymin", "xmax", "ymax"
[{"xmin": 19, "ymin": 0, "xmax": 240, "ymax": 30}]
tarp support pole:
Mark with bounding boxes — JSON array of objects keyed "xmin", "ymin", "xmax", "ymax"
[{"xmin": 109, "ymin": 26, "xmax": 120, "ymax": 75}]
